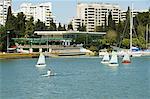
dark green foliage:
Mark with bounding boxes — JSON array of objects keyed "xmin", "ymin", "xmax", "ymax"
[
  {"xmin": 49, "ymin": 19, "xmax": 57, "ymax": 31},
  {"xmin": 116, "ymin": 19, "xmax": 124, "ymax": 45},
  {"xmin": 108, "ymin": 11, "xmax": 116, "ymax": 30},
  {"xmin": 74, "ymin": 34, "xmax": 86, "ymax": 44},
  {"xmin": 25, "ymin": 17, "xmax": 34, "ymax": 37},
  {"xmin": 134, "ymin": 12, "xmax": 150, "ymax": 26},
  {"xmin": 57, "ymin": 23, "xmax": 64, "ymax": 31},
  {"xmin": 67, "ymin": 22, "xmax": 73, "ymax": 30},
  {"xmin": 63, "ymin": 24, "xmax": 66, "ymax": 31},
  {"xmin": 0, "ymin": 26, "xmax": 6, "ymax": 51},
  {"xmin": 16, "ymin": 12, "xmax": 26, "ymax": 37},
  {"xmin": 5, "ymin": 6, "xmax": 16, "ymax": 31},
  {"xmin": 35, "ymin": 19, "xmax": 48, "ymax": 31},
  {"xmin": 77, "ymin": 23, "xmax": 86, "ymax": 31}
]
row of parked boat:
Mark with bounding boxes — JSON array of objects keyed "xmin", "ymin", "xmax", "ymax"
[{"xmin": 101, "ymin": 51, "xmax": 131, "ymax": 67}]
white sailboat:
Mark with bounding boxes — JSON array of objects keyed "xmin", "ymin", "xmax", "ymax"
[
  {"xmin": 101, "ymin": 52, "xmax": 110, "ymax": 64},
  {"xmin": 122, "ymin": 53, "xmax": 131, "ymax": 64},
  {"xmin": 117, "ymin": 4, "xmax": 142, "ymax": 57},
  {"xmin": 129, "ymin": 4, "xmax": 142, "ymax": 57},
  {"xmin": 36, "ymin": 53, "xmax": 46, "ymax": 67},
  {"xmin": 109, "ymin": 51, "xmax": 119, "ymax": 66}
]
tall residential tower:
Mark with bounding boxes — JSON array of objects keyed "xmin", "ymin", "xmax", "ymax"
[
  {"xmin": 0, "ymin": 0, "xmax": 12, "ymax": 25},
  {"xmin": 74, "ymin": 3, "xmax": 121, "ymax": 32},
  {"xmin": 19, "ymin": 2, "xmax": 52, "ymax": 26}
]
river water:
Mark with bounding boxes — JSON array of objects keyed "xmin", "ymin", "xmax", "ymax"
[{"xmin": 0, "ymin": 56, "xmax": 150, "ymax": 99}]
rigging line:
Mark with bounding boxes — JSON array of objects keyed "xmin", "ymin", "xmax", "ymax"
[
  {"xmin": 133, "ymin": 26, "xmax": 141, "ymax": 45},
  {"xmin": 118, "ymin": 18, "xmax": 129, "ymax": 48}
]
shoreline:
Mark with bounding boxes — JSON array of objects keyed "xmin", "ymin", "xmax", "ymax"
[
  {"xmin": 0, "ymin": 52, "xmax": 94, "ymax": 59},
  {"xmin": 0, "ymin": 53, "xmax": 40, "ymax": 59}
]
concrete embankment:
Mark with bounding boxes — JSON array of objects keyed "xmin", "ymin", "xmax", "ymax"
[
  {"xmin": 0, "ymin": 47, "xmax": 95, "ymax": 59},
  {"xmin": 0, "ymin": 53, "xmax": 40, "ymax": 59}
]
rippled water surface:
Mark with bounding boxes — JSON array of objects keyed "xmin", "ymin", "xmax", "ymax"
[{"xmin": 0, "ymin": 56, "xmax": 150, "ymax": 99}]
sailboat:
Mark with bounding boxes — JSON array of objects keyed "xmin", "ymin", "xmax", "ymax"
[
  {"xmin": 36, "ymin": 53, "xmax": 46, "ymax": 67},
  {"xmin": 117, "ymin": 4, "xmax": 142, "ymax": 57},
  {"xmin": 109, "ymin": 51, "xmax": 119, "ymax": 66},
  {"xmin": 128, "ymin": 4, "xmax": 142, "ymax": 57},
  {"xmin": 101, "ymin": 52, "xmax": 110, "ymax": 64},
  {"xmin": 122, "ymin": 53, "xmax": 131, "ymax": 64}
]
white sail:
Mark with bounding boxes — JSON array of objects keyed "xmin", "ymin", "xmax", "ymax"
[
  {"xmin": 109, "ymin": 51, "xmax": 118, "ymax": 66},
  {"xmin": 122, "ymin": 53, "xmax": 130, "ymax": 62},
  {"xmin": 36, "ymin": 53, "xmax": 46, "ymax": 67},
  {"xmin": 101, "ymin": 52, "xmax": 109, "ymax": 64}
]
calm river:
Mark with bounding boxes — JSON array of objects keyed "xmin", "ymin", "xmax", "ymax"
[{"xmin": 0, "ymin": 56, "xmax": 150, "ymax": 99}]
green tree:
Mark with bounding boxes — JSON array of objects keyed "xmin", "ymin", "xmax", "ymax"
[
  {"xmin": 122, "ymin": 6, "xmax": 130, "ymax": 39},
  {"xmin": 25, "ymin": 17, "xmax": 34, "ymax": 37},
  {"xmin": 35, "ymin": 19, "xmax": 48, "ymax": 31},
  {"xmin": 122, "ymin": 38, "xmax": 130, "ymax": 48},
  {"xmin": 135, "ymin": 12, "xmax": 150, "ymax": 26},
  {"xmin": 49, "ymin": 19, "xmax": 57, "ymax": 31},
  {"xmin": 74, "ymin": 35, "xmax": 86, "ymax": 44},
  {"xmin": 0, "ymin": 26, "xmax": 6, "ymax": 51},
  {"xmin": 16, "ymin": 12, "xmax": 26, "ymax": 37},
  {"xmin": 105, "ymin": 30, "xmax": 118, "ymax": 45},
  {"xmin": 132, "ymin": 37, "xmax": 146, "ymax": 49},
  {"xmin": 116, "ymin": 19, "xmax": 124, "ymax": 45},
  {"xmin": 62, "ymin": 24, "xmax": 66, "ymax": 31},
  {"xmin": 137, "ymin": 24, "xmax": 145, "ymax": 37},
  {"xmin": 57, "ymin": 23, "xmax": 63, "ymax": 31},
  {"xmin": 5, "ymin": 6, "xmax": 16, "ymax": 31},
  {"xmin": 5, "ymin": 6, "xmax": 16, "ymax": 50},
  {"xmin": 77, "ymin": 24, "xmax": 86, "ymax": 31},
  {"xmin": 108, "ymin": 11, "xmax": 116, "ymax": 30},
  {"xmin": 67, "ymin": 22, "xmax": 73, "ymax": 30}
]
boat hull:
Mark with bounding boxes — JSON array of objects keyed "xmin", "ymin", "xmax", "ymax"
[
  {"xmin": 108, "ymin": 63, "xmax": 119, "ymax": 67},
  {"xmin": 129, "ymin": 51, "xmax": 142, "ymax": 57},
  {"xmin": 101, "ymin": 61, "xmax": 109, "ymax": 64},
  {"xmin": 131, "ymin": 54, "xmax": 142, "ymax": 57},
  {"xmin": 122, "ymin": 60, "xmax": 131, "ymax": 64},
  {"xmin": 35, "ymin": 64, "xmax": 46, "ymax": 67}
]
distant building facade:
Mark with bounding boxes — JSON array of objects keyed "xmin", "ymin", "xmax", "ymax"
[
  {"xmin": 0, "ymin": 0, "xmax": 12, "ymax": 25},
  {"xmin": 72, "ymin": 17, "xmax": 84, "ymax": 31},
  {"xmin": 73, "ymin": 3, "xmax": 121, "ymax": 32},
  {"xmin": 19, "ymin": 2, "xmax": 52, "ymax": 26},
  {"xmin": 72, "ymin": 3, "xmax": 145, "ymax": 32},
  {"xmin": 121, "ymin": 10, "xmax": 140, "ymax": 21}
]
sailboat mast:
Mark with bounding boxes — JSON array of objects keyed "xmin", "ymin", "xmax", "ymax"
[
  {"xmin": 146, "ymin": 24, "xmax": 148, "ymax": 48},
  {"xmin": 130, "ymin": 3, "xmax": 133, "ymax": 51}
]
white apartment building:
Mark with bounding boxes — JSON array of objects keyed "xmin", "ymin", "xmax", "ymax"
[
  {"xmin": 121, "ymin": 10, "xmax": 140, "ymax": 21},
  {"xmin": 72, "ymin": 17, "xmax": 84, "ymax": 31},
  {"xmin": 75, "ymin": 3, "xmax": 121, "ymax": 32},
  {"xmin": 19, "ymin": 2, "xmax": 52, "ymax": 26},
  {"xmin": 0, "ymin": 0, "xmax": 12, "ymax": 25}
]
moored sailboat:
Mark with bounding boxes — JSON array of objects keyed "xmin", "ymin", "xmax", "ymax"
[{"xmin": 128, "ymin": 4, "xmax": 142, "ymax": 57}]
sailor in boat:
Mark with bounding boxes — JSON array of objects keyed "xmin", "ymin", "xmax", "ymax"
[{"xmin": 47, "ymin": 69, "xmax": 52, "ymax": 76}]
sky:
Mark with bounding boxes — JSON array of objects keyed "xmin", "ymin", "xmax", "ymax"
[{"xmin": 12, "ymin": 0, "xmax": 150, "ymax": 24}]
